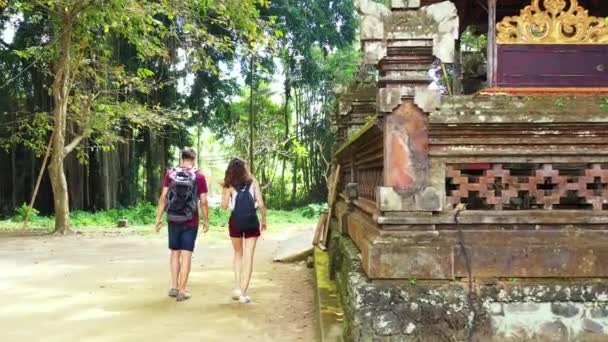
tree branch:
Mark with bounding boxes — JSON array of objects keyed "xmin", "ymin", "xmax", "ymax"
[
  {"xmin": 64, "ymin": 134, "xmax": 85, "ymax": 155},
  {"xmin": 64, "ymin": 92, "xmax": 97, "ymax": 156}
]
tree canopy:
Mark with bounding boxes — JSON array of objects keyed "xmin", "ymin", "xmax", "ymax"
[{"xmin": 0, "ymin": 0, "xmax": 360, "ymax": 231}]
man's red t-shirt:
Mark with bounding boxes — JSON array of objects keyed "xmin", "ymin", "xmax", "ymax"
[{"xmin": 163, "ymin": 168, "xmax": 208, "ymax": 227}]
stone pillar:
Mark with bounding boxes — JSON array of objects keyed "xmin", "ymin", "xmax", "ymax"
[
  {"xmin": 383, "ymin": 100, "xmax": 428, "ymax": 191},
  {"xmin": 356, "ymin": 1, "xmax": 458, "ymax": 213}
]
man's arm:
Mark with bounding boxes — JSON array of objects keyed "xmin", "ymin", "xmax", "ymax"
[
  {"xmin": 199, "ymin": 192, "xmax": 209, "ymax": 233},
  {"xmin": 155, "ymin": 187, "xmax": 169, "ymax": 232}
]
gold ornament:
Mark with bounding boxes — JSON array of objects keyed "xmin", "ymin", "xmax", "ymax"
[{"xmin": 497, "ymin": 0, "xmax": 608, "ymax": 44}]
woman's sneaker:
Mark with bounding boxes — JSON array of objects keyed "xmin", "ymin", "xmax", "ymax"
[
  {"xmin": 238, "ymin": 295, "xmax": 251, "ymax": 304},
  {"xmin": 231, "ymin": 289, "xmax": 242, "ymax": 300},
  {"xmin": 168, "ymin": 288, "xmax": 179, "ymax": 297},
  {"xmin": 176, "ymin": 291, "xmax": 192, "ymax": 302}
]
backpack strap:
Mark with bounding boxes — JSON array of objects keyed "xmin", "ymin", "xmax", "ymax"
[{"xmin": 245, "ymin": 183, "xmax": 255, "ymax": 201}]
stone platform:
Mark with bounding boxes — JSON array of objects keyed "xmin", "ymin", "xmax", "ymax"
[{"xmin": 329, "ymin": 231, "xmax": 608, "ymax": 341}]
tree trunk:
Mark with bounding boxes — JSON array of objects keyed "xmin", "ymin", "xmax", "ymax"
[
  {"xmin": 49, "ymin": 14, "xmax": 73, "ymax": 234},
  {"xmin": 23, "ymin": 132, "xmax": 54, "ymax": 229},
  {"xmin": 291, "ymin": 87, "xmax": 302, "ymax": 205},
  {"xmin": 280, "ymin": 65, "xmax": 290, "ymax": 209},
  {"xmin": 249, "ymin": 56, "xmax": 255, "ymax": 175},
  {"xmin": 144, "ymin": 129, "xmax": 155, "ymax": 203},
  {"xmin": 10, "ymin": 137, "xmax": 16, "ymax": 209}
]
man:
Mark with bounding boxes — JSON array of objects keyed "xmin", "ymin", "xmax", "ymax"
[{"xmin": 155, "ymin": 147, "xmax": 209, "ymax": 302}]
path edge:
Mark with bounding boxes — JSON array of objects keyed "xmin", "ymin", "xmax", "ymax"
[{"xmin": 314, "ymin": 247, "xmax": 345, "ymax": 342}]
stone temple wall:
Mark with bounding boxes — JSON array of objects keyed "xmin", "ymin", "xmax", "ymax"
[
  {"xmin": 333, "ymin": 1, "xmax": 608, "ymax": 341},
  {"xmin": 330, "ymin": 230, "xmax": 608, "ymax": 341}
]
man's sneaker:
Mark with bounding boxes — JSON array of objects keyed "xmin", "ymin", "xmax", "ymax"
[
  {"xmin": 168, "ymin": 288, "xmax": 179, "ymax": 298},
  {"xmin": 231, "ymin": 289, "xmax": 242, "ymax": 300},
  {"xmin": 176, "ymin": 291, "xmax": 192, "ymax": 302},
  {"xmin": 238, "ymin": 295, "xmax": 251, "ymax": 304}
]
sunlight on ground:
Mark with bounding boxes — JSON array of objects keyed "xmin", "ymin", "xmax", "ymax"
[
  {"xmin": 66, "ymin": 308, "xmax": 123, "ymax": 321},
  {"xmin": 0, "ymin": 228, "xmax": 316, "ymax": 342}
]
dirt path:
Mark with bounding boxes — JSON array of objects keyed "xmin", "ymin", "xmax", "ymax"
[{"xmin": 0, "ymin": 228, "xmax": 316, "ymax": 342}]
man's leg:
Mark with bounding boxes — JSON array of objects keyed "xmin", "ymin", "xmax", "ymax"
[
  {"xmin": 176, "ymin": 227, "xmax": 198, "ymax": 301},
  {"xmin": 167, "ymin": 225, "xmax": 181, "ymax": 297},
  {"xmin": 170, "ymin": 250, "xmax": 181, "ymax": 290},
  {"xmin": 178, "ymin": 250, "xmax": 193, "ymax": 293}
]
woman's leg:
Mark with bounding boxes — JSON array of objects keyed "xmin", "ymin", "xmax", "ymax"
[
  {"xmin": 231, "ymin": 237, "xmax": 244, "ymax": 292},
  {"xmin": 240, "ymin": 237, "xmax": 258, "ymax": 296}
]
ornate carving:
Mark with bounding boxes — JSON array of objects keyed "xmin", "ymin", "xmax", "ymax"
[
  {"xmin": 446, "ymin": 164, "xmax": 608, "ymax": 211},
  {"xmin": 497, "ymin": 0, "xmax": 608, "ymax": 44}
]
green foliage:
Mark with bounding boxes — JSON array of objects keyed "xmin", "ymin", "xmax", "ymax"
[
  {"xmin": 301, "ymin": 203, "xmax": 328, "ymax": 218},
  {"xmin": 0, "ymin": 112, "xmax": 52, "ymax": 156},
  {"xmin": 12, "ymin": 203, "xmax": 39, "ymax": 222},
  {"xmin": 208, "ymin": 207, "xmax": 232, "ymax": 227},
  {"xmin": 2, "ymin": 203, "xmax": 317, "ymax": 230},
  {"xmin": 461, "ymin": 27, "xmax": 488, "ymax": 53},
  {"xmin": 71, "ymin": 202, "xmax": 157, "ymax": 227},
  {"xmin": 600, "ymin": 98, "xmax": 608, "ymax": 112},
  {"xmin": 554, "ymin": 97, "xmax": 565, "ymax": 108},
  {"xmin": 2, "ymin": 0, "xmax": 278, "ymax": 157},
  {"xmin": 0, "ymin": 0, "xmax": 358, "ymax": 218}
]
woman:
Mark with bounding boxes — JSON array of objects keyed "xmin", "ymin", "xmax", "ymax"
[{"xmin": 221, "ymin": 158, "xmax": 267, "ymax": 304}]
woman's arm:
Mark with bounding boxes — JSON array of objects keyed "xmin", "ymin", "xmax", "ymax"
[
  {"xmin": 220, "ymin": 185, "xmax": 231, "ymax": 210},
  {"xmin": 253, "ymin": 180, "xmax": 267, "ymax": 230}
]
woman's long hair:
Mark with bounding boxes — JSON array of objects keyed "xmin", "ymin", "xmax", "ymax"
[{"xmin": 224, "ymin": 158, "xmax": 252, "ymax": 188}]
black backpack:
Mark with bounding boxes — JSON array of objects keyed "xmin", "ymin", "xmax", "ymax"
[
  {"xmin": 232, "ymin": 183, "xmax": 259, "ymax": 232},
  {"xmin": 166, "ymin": 168, "xmax": 198, "ymax": 223}
]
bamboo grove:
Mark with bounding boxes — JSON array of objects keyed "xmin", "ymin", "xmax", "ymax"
[{"xmin": 0, "ymin": 0, "xmax": 359, "ymax": 232}]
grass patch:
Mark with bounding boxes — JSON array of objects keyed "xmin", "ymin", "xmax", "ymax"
[{"xmin": 0, "ymin": 203, "xmax": 318, "ymax": 235}]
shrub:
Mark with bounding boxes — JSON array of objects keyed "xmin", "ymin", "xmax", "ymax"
[
  {"xmin": 301, "ymin": 203, "xmax": 328, "ymax": 218},
  {"xmin": 12, "ymin": 203, "xmax": 39, "ymax": 222}
]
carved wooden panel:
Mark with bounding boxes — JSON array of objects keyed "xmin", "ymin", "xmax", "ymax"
[
  {"xmin": 497, "ymin": 44, "xmax": 608, "ymax": 87},
  {"xmin": 447, "ymin": 163, "xmax": 608, "ymax": 210},
  {"xmin": 494, "ymin": 0, "xmax": 608, "ymax": 87}
]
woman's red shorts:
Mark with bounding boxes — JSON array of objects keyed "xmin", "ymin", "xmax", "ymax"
[{"xmin": 228, "ymin": 216, "xmax": 261, "ymax": 238}]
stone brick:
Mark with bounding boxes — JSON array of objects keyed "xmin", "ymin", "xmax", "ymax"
[
  {"xmin": 373, "ymin": 311, "xmax": 401, "ymax": 336},
  {"xmin": 589, "ymin": 304, "xmax": 608, "ymax": 319},
  {"xmin": 538, "ymin": 320, "xmax": 569, "ymax": 342},
  {"xmin": 356, "ymin": 287, "xmax": 379, "ymax": 308},
  {"xmin": 333, "ymin": 233, "xmax": 608, "ymax": 341},
  {"xmin": 377, "ymin": 288, "xmax": 394, "ymax": 307},
  {"xmin": 489, "ymin": 302, "xmax": 504, "ymax": 316},
  {"xmin": 446, "ymin": 312, "xmax": 467, "ymax": 331},
  {"xmin": 421, "ymin": 1, "xmax": 458, "ymax": 63},
  {"xmin": 401, "ymin": 319, "xmax": 417, "ymax": 335},
  {"xmin": 583, "ymin": 319, "xmax": 605, "ymax": 334},
  {"xmin": 503, "ymin": 303, "xmax": 541, "ymax": 314},
  {"xmin": 404, "ymin": 302, "xmax": 422, "ymax": 322},
  {"xmin": 392, "ymin": 0, "xmax": 420, "ymax": 9},
  {"xmin": 551, "ymin": 303, "xmax": 581, "ymax": 318},
  {"xmin": 353, "ymin": 307, "xmax": 375, "ymax": 327},
  {"xmin": 414, "ymin": 187, "xmax": 442, "ymax": 211},
  {"xmin": 420, "ymin": 303, "xmax": 443, "ymax": 324},
  {"xmin": 414, "ymin": 87, "xmax": 441, "ymax": 113},
  {"xmin": 361, "ymin": 15, "xmax": 384, "ymax": 40}
]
